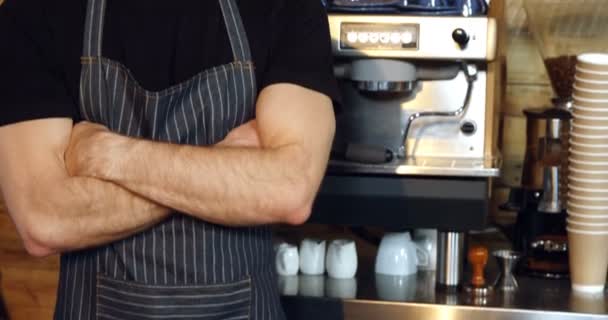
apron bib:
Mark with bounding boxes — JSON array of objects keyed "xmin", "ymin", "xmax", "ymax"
[{"xmin": 53, "ymin": 0, "xmax": 284, "ymax": 319}]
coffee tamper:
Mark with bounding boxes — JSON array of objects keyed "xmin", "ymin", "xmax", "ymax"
[
  {"xmin": 464, "ymin": 246, "xmax": 493, "ymax": 297},
  {"xmin": 493, "ymin": 250, "xmax": 522, "ymax": 292}
]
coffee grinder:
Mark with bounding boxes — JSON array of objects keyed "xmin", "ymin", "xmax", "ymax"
[{"xmin": 506, "ymin": 107, "xmax": 571, "ymax": 278}]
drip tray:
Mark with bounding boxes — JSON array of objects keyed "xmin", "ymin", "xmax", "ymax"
[{"xmin": 328, "ymin": 157, "xmax": 501, "ymax": 178}]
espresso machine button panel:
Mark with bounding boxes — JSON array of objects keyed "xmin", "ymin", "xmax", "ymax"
[
  {"xmin": 340, "ymin": 23, "xmax": 419, "ymax": 50},
  {"xmin": 329, "ymin": 15, "xmax": 496, "ymax": 60}
]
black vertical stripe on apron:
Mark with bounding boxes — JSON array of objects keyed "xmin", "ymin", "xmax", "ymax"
[{"xmin": 54, "ymin": 0, "xmax": 284, "ymax": 319}]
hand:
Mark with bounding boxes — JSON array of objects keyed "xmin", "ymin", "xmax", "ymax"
[
  {"xmin": 65, "ymin": 121, "xmax": 113, "ymax": 177},
  {"xmin": 217, "ymin": 120, "xmax": 261, "ymax": 148}
]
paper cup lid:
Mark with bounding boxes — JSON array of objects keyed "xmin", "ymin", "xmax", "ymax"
[
  {"xmin": 579, "ymin": 53, "xmax": 608, "ymax": 66},
  {"xmin": 570, "ymin": 166, "xmax": 608, "ymax": 174},
  {"xmin": 569, "ymin": 157, "xmax": 608, "ymax": 165},
  {"xmin": 569, "ymin": 211, "xmax": 608, "ymax": 218},
  {"xmin": 570, "ymin": 131, "xmax": 608, "ymax": 140},
  {"xmin": 573, "ymin": 95, "xmax": 608, "ymax": 103},
  {"xmin": 577, "ymin": 66, "xmax": 608, "ymax": 75},
  {"xmin": 567, "ymin": 218, "xmax": 608, "ymax": 226},
  {"xmin": 568, "ymin": 185, "xmax": 608, "ymax": 192},
  {"xmin": 568, "ymin": 192, "xmax": 608, "ymax": 200},
  {"xmin": 572, "ymin": 113, "xmax": 608, "ymax": 120},
  {"xmin": 573, "ymin": 85, "xmax": 608, "ymax": 93},
  {"xmin": 569, "ymin": 170, "xmax": 608, "ymax": 175},
  {"xmin": 570, "ymin": 140, "xmax": 608, "ymax": 148},
  {"xmin": 575, "ymin": 76, "xmax": 608, "ymax": 84},
  {"xmin": 567, "ymin": 227, "xmax": 608, "ymax": 234},
  {"xmin": 569, "ymin": 176, "xmax": 608, "ymax": 183},
  {"xmin": 570, "ymin": 148, "xmax": 608, "ymax": 157},
  {"xmin": 573, "ymin": 104, "xmax": 608, "ymax": 112},
  {"xmin": 572, "ymin": 122, "xmax": 608, "ymax": 130}
]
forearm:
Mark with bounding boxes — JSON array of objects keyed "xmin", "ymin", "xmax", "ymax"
[
  {"xmin": 0, "ymin": 118, "xmax": 171, "ymax": 257},
  {"xmin": 95, "ymin": 137, "xmax": 310, "ymax": 226},
  {"xmin": 27, "ymin": 175, "xmax": 170, "ymax": 254}
]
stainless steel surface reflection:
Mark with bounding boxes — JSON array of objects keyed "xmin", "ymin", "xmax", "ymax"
[
  {"xmin": 281, "ymin": 255, "xmax": 608, "ymax": 320},
  {"xmin": 375, "ymin": 274, "xmax": 418, "ymax": 301},
  {"xmin": 299, "ymin": 275, "xmax": 325, "ymax": 297},
  {"xmin": 328, "ymin": 156, "xmax": 500, "ymax": 177},
  {"xmin": 327, "ymin": 278, "xmax": 358, "ymax": 299}
]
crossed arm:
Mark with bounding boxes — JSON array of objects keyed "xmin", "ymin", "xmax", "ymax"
[{"xmin": 0, "ymin": 83, "xmax": 335, "ymax": 256}]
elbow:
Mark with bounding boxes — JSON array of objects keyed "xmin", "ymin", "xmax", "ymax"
[
  {"xmin": 275, "ymin": 166, "xmax": 317, "ymax": 226},
  {"xmin": 11, "ymin": 205, "xmax": 61, "ymax": 257},
  {"xmin": 22, "ymin": 217, "xmax": 61, "ymax": 257},
  {"xmin": 282, "ymin": 203, "xmax": 313, "ymax": 226},
  {"xmin": 19, "ymin": 221, "xmax": 59, "ymax": 257},
  {"xmin": 23, "ymin": 235, "xmax": 57, "ymax": 258}
]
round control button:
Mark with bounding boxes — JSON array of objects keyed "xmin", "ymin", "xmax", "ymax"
[
  {"xmin": 358, "ymin": 32, "xmax": 369, "ymax": 44},
  {"xmin": 347, "ymin": 32, "xmax": 358, "ymax": 44},
  {"xmin": 369, "ymin": 32, "xmax": 379, "ymax": 44},
  {"xmin": 452, "ymin": 28, "xmax": 470, "ymax": 48},
  {"xmin": 390, "ymin": 32, "xmax": 401, "ymax": 44},
  {"xmin": 379, "ymin": 32, "xmax": 390, "ymax": 44},
  {"xmin": 401, "ymin": 32, "xmax": 413, "ymax": 44}
]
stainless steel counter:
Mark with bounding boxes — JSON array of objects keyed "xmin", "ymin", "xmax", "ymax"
[
  {"xmin": 281, "ymin": 271, "xmax": 608, "ymax": 320},
  {"xmin": 280, "ymin": 250, "xmax": 608, "ymax": 320}
]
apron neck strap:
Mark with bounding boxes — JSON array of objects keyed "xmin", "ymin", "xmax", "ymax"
[
  {"xmin": 218, "ymin": 0, "xmax": 253, "ymax": 62},
  {"xmin": 82, "ymin": 0, "xmax": 253, "ymax": 62},
  {"xmin": 82, "ymin": 0, "xmax": 107, "ymax": 57}
]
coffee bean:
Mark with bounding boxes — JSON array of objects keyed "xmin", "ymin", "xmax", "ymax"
[{"xmin": 544, "ymin": 55, "xmax": 577, "ymax": 99}]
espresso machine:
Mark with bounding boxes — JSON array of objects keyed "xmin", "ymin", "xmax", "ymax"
[{"xmin": 308, "ymin": 0, "xmax": 502, "ymax": 291}]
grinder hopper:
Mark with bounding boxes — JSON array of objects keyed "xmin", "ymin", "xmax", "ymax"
[{"xmin": 524, "ymin": 0, "xmax": 608, "ymax": 107}]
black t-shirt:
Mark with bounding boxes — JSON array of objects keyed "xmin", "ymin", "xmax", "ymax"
[{"xmin": 0, "ymin": 0, "xmax": 339, "ymax": 126}]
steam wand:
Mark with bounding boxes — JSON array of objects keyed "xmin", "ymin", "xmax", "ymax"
[{"xmin": 397, "ymin": 62, "xmax": 478, "ymax": 158}]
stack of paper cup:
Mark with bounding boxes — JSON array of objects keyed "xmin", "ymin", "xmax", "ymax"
[{"xmin": 569, "ymin": 53, "xmax": 608, "ymax": 295}]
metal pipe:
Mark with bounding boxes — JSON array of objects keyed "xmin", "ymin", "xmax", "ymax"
[
  {"xmin": 398, "ymin": 62, "xmax": 478, "ymax": 158},
  {"xmin": 436, "ymin": 231, "xmax": 465, "ymax": 289}
]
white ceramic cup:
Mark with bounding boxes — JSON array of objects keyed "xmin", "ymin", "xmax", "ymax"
[
  {"xmin": 299, "ymin": 239, "xmax": 326, "ymax": 275},
  {"xmin": 375, "ymin": 232, "xmax": 428, "ymax": 276},
  {"xmin": 275, "ymin": 243, "xmax": 299, "ymax": 276},
  {"xmin": 413, "ymin": 229, "xmax": 438, "ymax": 271},
  {"xmin": 326, "ymin": 278, "xmax": 357, "ymax": 299},
  {"xmin": 299, "ymin": 275, "xmax": 325, "ymax": 297},
  {"xmin": 326, "ymin": 239, "xmax": 358, "ymax": 279},
  {"xmin": 277, "ymin": 275, "xmax": 299, "ymax": 296}
]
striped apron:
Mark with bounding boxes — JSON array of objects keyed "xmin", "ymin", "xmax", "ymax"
[{"xmin": 53, "ymin": 0, "xmax": 285, "ymax": 319}]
